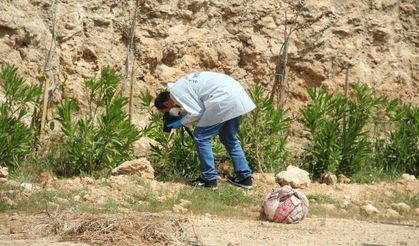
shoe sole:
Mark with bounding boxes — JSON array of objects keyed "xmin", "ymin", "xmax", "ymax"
[
  {"xmin": 187, "ymin": 182, "xmax": 218, "ymax": 190},
  {"xmin": 227, "ymin": 179, "xmax": 253, "ymax": 190}
]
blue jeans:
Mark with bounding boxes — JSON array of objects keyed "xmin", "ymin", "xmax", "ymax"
[{"xmin": 193, "ymin": 116, "xmax": 252, "ymax": 181}]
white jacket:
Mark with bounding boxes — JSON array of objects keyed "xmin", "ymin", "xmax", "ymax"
[{"xmin": 168, "ymin": 72, "xmax": 256, "ymax": 127}]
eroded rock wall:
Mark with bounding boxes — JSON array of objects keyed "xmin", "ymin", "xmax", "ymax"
[{"xmin": 0, "ymin": 0, "xmax": 417, "ymax": 125}]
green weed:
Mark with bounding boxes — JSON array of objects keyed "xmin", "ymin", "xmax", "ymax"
[
  {"xmin": 51, "ymin": 67, "xmax": 140, "ymax": 177},
  {"xmin": 14, "ymin": 189, "xmax": 68, "ymax": 213},
  {"xmin": 307, "ymin": 194, "xmax": 337, "ymax": 204},
  {"xmin": 380, "ymin": 102, "xmax": 418, "ymax": 176},
  {"xmin": 126, "ymin": 183, "xmax": 262, "ymax": 218},
  {"xmin": 239, "ymin": 85, "xmax": 291, "ymax": 173},
  {"xmin": 0, "ymin": 200, "xmax": 11, "ymax": 212},
  {"xmin": 299, "ymin": 83, "xmax": 385, "ymax": 179},
  {"xmin": 0, "ymin": 64, "xmax": 41, "ymax": 169},
  {"xmin": 390, "ymin": 191, "xmax": 419, "ymax": 208}
]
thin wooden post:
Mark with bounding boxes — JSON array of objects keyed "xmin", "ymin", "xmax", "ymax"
[
  {"xmin": 128, "ymin": 59, "xmax": 136, "ymax": 124},
  {"xmin": 32, "ymin": 0, "xmax": 57, "ymax": 149},
  {"xmin": 344, "ymin": 67, "xmax": 349, "ymax": 98},
  {"xmin": 342, "ymin": 66, "xmax": 350, "ymax": 146},
  {"xmin": 40, "ymin": 78, "xmax": 50, "ymax": 133},
  {"xmin": 122, "ymin": 0, "xmax": 139, "ymax": 96}
]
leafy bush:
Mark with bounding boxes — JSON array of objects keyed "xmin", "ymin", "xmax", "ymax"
[
  {"xmin": 339, "ymin": 83, "xmax": 385, "ymax": 175},
  {"xmin": 299, "ymin": 86, "xmax": 346, "ymax": 178},
  {"xmin": 52, "ymin": 67, "xmax": 139, "ymax": 177},
  {"xmin": 0, "ymin": 64, "xmax": 41, "ymax": 168},
  {"xmin": 380, "ymin": 101, "xmax": 418, "ymax": 176},
  {"xmin": 299, "ymin": 83, "xmax": 384, "ymax": 179},
  {"xmin": 239, "ymin": 85, "xmax": 291, "ymax": 173}
]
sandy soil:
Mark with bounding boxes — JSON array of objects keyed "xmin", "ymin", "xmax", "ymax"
[
  {"xmin": 186, "ymin": 215, "xmax": 418, "ymax": 246},
  {"xmin": 0, "ymin": 174, "xmax": 418, "ymax": 245},
  {"xmin": 0, "ymin": 214, "xmax": 418, "ymax": 246}
]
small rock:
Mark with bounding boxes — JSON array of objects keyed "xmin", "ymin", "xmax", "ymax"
[
  {"xmin": 320, "ymin": 173, "xmax": 337, "ymax": 186},
  {"xmin": 401, "ymin": 173, "xmax": 416, "ymax": 181},
  {"xmin": 337, "ymin": 174, "xmax": 351, "ymax": 183},
  {"xmin": 20, "ymin": 183, "xmax": 32, "ymax": 190},
  {"xmin": 112, "ymin": 158, "xmax": 155, "ymax": 179},
  {"xmin": 361, "ymin": 204, "xmax": 379, "ymax": 216},
  {"xmin": 81, "ymin": 177, "xmax": 95, "ymax": 185},
  {"xmin": 275, "ymin": 165, "xmax": 311, "ymax": 188},
  {"xmin": 390, "ymin": 203, "xmax": 410, "ymax": 214},
  {"xmin": 0, "ymin": 167, "xmax": 8, "ymax": 178}
]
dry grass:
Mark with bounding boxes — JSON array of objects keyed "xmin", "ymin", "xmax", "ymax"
[{"xmin": 36, "ymin": 212, "xmax": 191, "ymax": 245}]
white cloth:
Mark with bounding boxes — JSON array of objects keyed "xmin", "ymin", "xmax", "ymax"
[{"xmin": 168, "ymin": 72, "xmax": 256, "ymax": 127}]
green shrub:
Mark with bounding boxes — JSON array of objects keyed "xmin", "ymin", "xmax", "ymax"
[
  {"xmin": 299, "ymin": 83, "xmax": 384, "ymax": 179},
  {"xmin": 380, "ymin": 101, "xmax": 418, "ymax": 176},
  {"xmin": 339, "ymin": 83, "xmax": 385, "ymax": 175},
  {"xmin": 299, "ymin": 86, "xmax": 346, "ymax": 178},
  {"xmin": 52, "ymin": 67, "xmax": 139, "ymax": 177},
  {"xmin": 239, "ymin": 85, "xmax": 291, "ymax": 173},
  {"xmin": 0, "ymin": 64, "xmax": 41, "ymax": 168}
]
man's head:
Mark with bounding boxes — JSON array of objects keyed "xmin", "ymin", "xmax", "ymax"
[{"xmin": 154, "ymin": 91, "xmax": 175, "ymax": 113}]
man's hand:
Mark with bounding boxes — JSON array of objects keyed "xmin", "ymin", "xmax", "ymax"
[{"xmin": 167, "ymin": 119, "xmax": 183, "ymax": 129}]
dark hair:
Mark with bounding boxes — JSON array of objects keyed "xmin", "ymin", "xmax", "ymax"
[{"xmin": 154, "ymin": 91, "xmax": 171, "ymax": 109}]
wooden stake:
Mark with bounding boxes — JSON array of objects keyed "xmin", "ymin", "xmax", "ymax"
[
  {"xmin": 342, "ymin": 66, "xmax": 350, "ymax": 144},
  {"xmin": 128, "ymin": 59, "xmax": 135, "ymax": 124},
  {"xmin": 122, "ymin": 0, "xmax": 139, "ymax": 96},
  {"xmin": 344, "ymin": 66, "xmax": 349, "ymax": 98},
  {"xmin": 40, "ymin": 78, "xmax": 50, "ymax": 134}
]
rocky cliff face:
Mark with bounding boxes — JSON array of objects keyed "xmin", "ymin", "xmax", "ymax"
[{"xmin": 0, "ymin": 0, "xmax": 418, "ymax": 121}]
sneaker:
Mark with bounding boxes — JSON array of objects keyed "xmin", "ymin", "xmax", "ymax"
[
  {"xmin": 187, "ymin": 177, "xmax": 217, "ymax": 189},
  {"xmin": 227, "ymin": 176, "xmax": 253, "ymax": 189}
]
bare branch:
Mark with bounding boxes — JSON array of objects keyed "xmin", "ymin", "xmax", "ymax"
[{"xmin": 122, "ymin": 0, "xmax": 140, "ymax": 96}]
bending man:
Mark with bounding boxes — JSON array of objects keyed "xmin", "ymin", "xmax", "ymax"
[{"xmin": 154, "ymin": 71, "xmax": 256, "ymax": 189}]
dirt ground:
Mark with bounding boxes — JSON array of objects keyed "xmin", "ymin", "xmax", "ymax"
[
  {"xmin": 0, "ymin": 213, "xmax": 417, "ymax": 246},
  {"xmin": 0, "ymin": 174, "xmax": 418, "ymax": 246}
]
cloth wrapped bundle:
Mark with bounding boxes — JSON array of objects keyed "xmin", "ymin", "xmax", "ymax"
[{"xmin": 260, "ymin": 185, "xmax": 309, "ymax": 223}]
